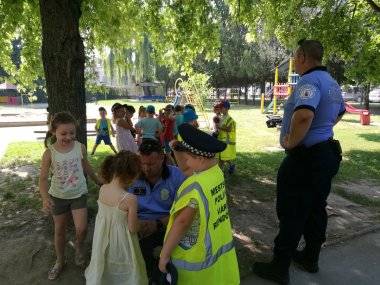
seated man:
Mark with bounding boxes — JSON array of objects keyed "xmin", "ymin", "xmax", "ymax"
[{"xmin": 128, "ymin": 139, "xmax": 185, "ymax": 282}]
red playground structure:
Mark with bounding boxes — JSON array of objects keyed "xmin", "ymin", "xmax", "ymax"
[{"xmin": 344, "ymin": 102, "xmax": 371, "ymax": 125}]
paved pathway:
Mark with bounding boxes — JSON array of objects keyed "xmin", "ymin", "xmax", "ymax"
[
  {"xmin": 241, "ymin": 231, "xmax": 380, "ymax": 285},
  {"xmin": 0, "ymin": 103, "xmax": 101, "ymax": 159}
]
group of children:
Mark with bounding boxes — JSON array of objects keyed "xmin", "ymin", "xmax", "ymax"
[
  {"xmin": 91, "ymin": 102, "xmax": 209, "ymax": 162},
  {"xmin": 91, "ymin": 104, "xmax": 138, "ymax": 155},
  {"xmin": 39, "ymin": 99, "xmax": 237, "ymax": 284}
]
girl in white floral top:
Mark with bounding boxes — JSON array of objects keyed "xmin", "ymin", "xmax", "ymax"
[{"xmin": 39, "ymin": 112, "xmax": 102, "ymax": 281}]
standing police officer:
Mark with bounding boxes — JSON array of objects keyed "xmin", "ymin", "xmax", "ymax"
[{"xmin": 252, "ymin": 39, "xmax": 346, "ymax": 285}]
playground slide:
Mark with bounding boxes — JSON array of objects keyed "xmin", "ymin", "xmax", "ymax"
[
  {"xmin": 173, "ymin": 78, "xmax": 183, "ymax": 107},
  {"xmin": 264, "ymin": 100, "xmax": 274, "ymax": 114},
  {"xmin": 173, "ymin": 94, "xmax": 181, "ymax": 107},
  {"xmin": 344, "ymin": 102, "xmax": 367, "ymax": 114},
  {"xmin": 262, "ymin": 87, "xmax": 274, "ymax": 114}
]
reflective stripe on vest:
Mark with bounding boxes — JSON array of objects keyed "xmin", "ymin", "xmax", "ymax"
[{"xmin": 172, "ymin": 182, "xmax": 235, "ymax": 271}]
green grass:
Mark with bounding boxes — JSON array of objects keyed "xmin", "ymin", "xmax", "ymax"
[
  {"xmin": 1, "ymin": 100, "xmax": 380, "ymax": 208},
  {"xmin": 3, "ymin": 191, "xmax": 16, "ymax": 200},
  {"xmin": 0, "ymin": 176, "xmax": 39, "ymax": 210},
  {"xmin": 1, "ymin": 141, "xmax": 45, "ymax": 167},
  {"xmin": 15, "ymin": 194, "xmax": 41, "ymax": 209}
]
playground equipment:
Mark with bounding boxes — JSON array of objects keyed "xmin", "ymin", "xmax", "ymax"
[
  {"xmin": 173, "ymin": 78, "xmax": 184, "ymax": 106},
  {"xmin": 344, "ymin": 102, "xmax": 366, "ymax": 114},
  {"xmin": 266, "ymin": 115, "xmax": 282, "ymax": 128},
  {"xmin": 344, "ymin": 102, "xmax": 371, "ymax": 125},
  {"xmin": 261, "ymin": 58, "xmax": 299, "ymax": 114},
  {"xmin": 174, "ymin": 77, "xmax": 211, "ymax": 130},
  {"xmin": 136, "ymin": 82, "xmax": 165, "ymax": 102},
  {"xmin": 0, "ymin": 82, "xmax": 21, "ymax": 105}
]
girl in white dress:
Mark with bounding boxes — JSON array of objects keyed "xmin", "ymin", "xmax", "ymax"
[
  {"xmin": 85, "ymin": 151, "xmax": 148, "ymax": 285},
  {"xmin": 112, "ymin": 103, "xmax": 138, "ymax": 153}
]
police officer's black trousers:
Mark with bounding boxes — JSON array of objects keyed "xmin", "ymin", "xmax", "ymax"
[
  {"xmin": 139, "ymin": 227, "xmax": 166, "ymax": 281},
  {"xmin": 273, "ymin": 140, "xmax": 342, "ymax": 263}
]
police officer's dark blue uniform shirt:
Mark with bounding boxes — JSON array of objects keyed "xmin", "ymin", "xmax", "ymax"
[
  {"xmin": 280, "ymin": 66, "xmax": 345, "ymax": 148},
  {"xmin": 127, "ymin": 165, "xmax": 185, "ymax": 220}
]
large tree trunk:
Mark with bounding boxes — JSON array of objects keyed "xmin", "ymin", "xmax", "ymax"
[
  {"xmin": 39, "ymin": 0, "xmax": 87, "ymax": 145},
  {"xmin": 244, "ymin": 86, "xmax": 248, "ymax": 105},
  {"xmin": 363, "ymin": 83, "xmax": 370, "ymax": 110}
]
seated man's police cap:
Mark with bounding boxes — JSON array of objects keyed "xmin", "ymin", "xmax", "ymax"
[
  {"xmin": 177, "ymin": 123, "xmax": 226, "ymax": 158},
  {"xmin": 158, "ymin": 262, "xmax": 178, "ymax": 285}
]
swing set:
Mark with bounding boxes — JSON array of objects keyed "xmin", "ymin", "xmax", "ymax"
[{"xmin": 261, "ymin": 58, "xmax": 299, "ymax": 115}]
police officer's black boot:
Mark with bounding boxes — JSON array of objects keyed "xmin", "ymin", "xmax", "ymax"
[
  {"xmin": 293, "ymin": 244, "xmax": 321, "ymax": 273},
  {"xmin": 252, "ymin": 256, "xmax": 290, "ymax": 285}
]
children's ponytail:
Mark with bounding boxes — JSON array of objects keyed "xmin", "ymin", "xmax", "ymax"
[{"xmin": 44, "ymin": 131, "xmax": 56, "ymax": 148}]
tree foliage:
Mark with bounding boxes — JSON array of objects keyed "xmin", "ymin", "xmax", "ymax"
[
  {"xmin": 1, "ymin": 0, "xmax": 221, "ymax": 92},
  {"xmin": 1, "ymin": 0, "xmax": 379, "ymax": 101},
  {"xmin": 228, "ymin": 0, "xmax": 380, "ymax": 86},
  {"xmin": 0, "ymin": 0, "xmax": 42, "ymax": 92},
  {"xmin": 181, "ymin": 72, "xmax": 213, "ymax": 107},
  {"xmin": 193, "ymin": 0, "xmax": 288, "ymax": 88}
]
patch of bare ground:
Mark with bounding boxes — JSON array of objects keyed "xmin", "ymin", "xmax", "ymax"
[
  {"xmin": 335, "ymin": 179, "xmax": 380, "ymax": 200},
  {"xmin": 228, "ymin": 181, "xmax": 380, "ymax": 277}
]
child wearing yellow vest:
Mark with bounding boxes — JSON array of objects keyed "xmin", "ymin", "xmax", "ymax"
[
  {"xmin": 217, "ymin": 100, "xmax": 236, "ymax": 174},
  {"xmin": 159, "ymin": 123, "xmax": 240, "ymax": 285}
]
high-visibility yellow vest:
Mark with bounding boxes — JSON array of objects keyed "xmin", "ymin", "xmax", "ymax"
[
  {"xmin": 95, "ymin": 118, "xmax": 113, "ymax": 135},
  {"xmin": 218, "ymin": 114, "xmax": 236, "ymax": 161},
  {"xmin": 164, "ymin": 164, "xmax": 240, "ymax": 285}
]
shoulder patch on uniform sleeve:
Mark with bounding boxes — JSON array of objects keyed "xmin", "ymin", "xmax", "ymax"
[{"xmin": 298, "ymin": 84, "xmax": 317, "ymax": 99}]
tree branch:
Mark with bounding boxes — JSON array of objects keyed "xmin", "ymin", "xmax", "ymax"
[{"xmin": 366, "ymin": 0, "xmax": 380, "ymax": 13}]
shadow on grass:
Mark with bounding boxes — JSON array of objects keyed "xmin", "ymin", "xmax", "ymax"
[
  {"xmin": 234, "ymin": 149, "xmax": 380, "ymax": 184},
  {"xmin": 339, "ymin": 149, "xmax": 380, "ymax": 181},
  {"xmin": 357, "ymin": 133, "xmax": 380, "ymax": 143},
  {"xmin": 0, "ymin": 175, "xmax": 41, "ymax": 211},
  {"xmin": 228, "ymin": 149, "xmax": 380, "ymax": 202},
  {"xmin": 341, "ymin": 118, "xmax": 360, "ymax": 124},
  {"xmin": 2, "ymin": 141, "xmax": 379, "ymax": 216},
  {"xmin": 227, "ymin": 151, "xmax": 285, "ymax": 201}
]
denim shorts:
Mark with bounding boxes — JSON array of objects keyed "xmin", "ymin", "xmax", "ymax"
[{"xmin": 95, "ymin": 134, "xmax": 112, "ymax": 145}]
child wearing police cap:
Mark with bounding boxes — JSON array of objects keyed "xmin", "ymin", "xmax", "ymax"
[{"xmin": 159, "ymin": 124, "xmax": 240, "ymax": 285}]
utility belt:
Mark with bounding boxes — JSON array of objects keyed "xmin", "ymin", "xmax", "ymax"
[{"xmin": 286, "ymin": 138, "xmax": 342, "ymax": 158}]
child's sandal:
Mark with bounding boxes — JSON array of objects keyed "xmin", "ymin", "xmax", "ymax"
[
  {"xmin": 75, "ymin": 250, "xmax": 85, "ymax": 267},
  {"xmin": 48, "ymin": 262, "xmax": 64, "ymax": 280}
]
